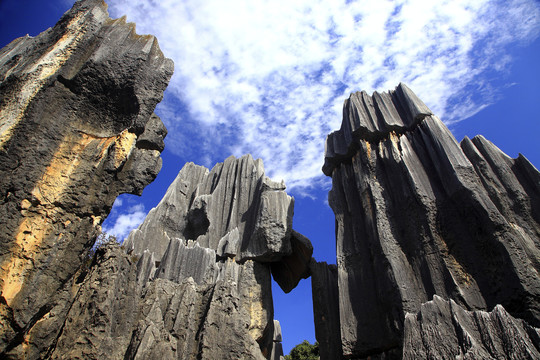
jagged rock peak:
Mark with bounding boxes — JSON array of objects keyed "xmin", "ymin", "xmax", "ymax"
[
  {"xmin": 323, "ymin": 83, "xmax": 432, "ymax": 176},
  {"xmin": 316, "ymin": 84, "xmax": 540, "ymax": 359},
  {"xmin": 125, "ymin": 154, "xmax": 308, "ymax": 265},
  {"xmin": 125, "ymin": 153, "xmax": 313, "ymax": 293},
  {"xmin": 0, "ymin": 0, "xmax": 173, "ymax": 357},
  {"xmin": 117, "ymin": 154, "xmax": 312, "ymax": 358},
  {"xmin": 403, "ymin": 296, "xmax": 540, "ymax": 359}
]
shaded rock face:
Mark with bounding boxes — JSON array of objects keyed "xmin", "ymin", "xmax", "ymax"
[
  {"xmin": 310, "ymin": 261, "xmax": 342, "ymax": 360},
  {"xmin": 47, "ymin": 155, "xmax": 311, "ymax": 359},
  {"xmin": 270, "ymin": 320, "xmax": 285, "ymax": 360},
  {"xmin": 317, "ymin": 83, "xmax": 540, "ymax": 358},
  {"xmin": 403, "ymin": 295, "xmax": 540, "ymax": 360},
  {"xmin": 0, "ymin": 0, "xmax": 173, "ymax": 357}
]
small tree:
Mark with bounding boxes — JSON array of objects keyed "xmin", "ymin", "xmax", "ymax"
[{"xmin": 285, "ymin": 340, "xmax": 319, "ymax": 360}]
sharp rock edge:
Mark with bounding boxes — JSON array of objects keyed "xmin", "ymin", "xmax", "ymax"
[
  {"xmin": 314, "ymin": 83, "xmax": 540, "ymax": 359},
  {"xmin": 44, "ymin": 154, "xmax": 311, "ymax": 359},
  {"xmin": 0, "ymin": 0, "xmax": 172, "ymax": 357}
]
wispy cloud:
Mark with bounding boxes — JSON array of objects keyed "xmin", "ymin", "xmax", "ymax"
[
  {"xmin": 102, "ymin": 203, "xmax": 147, "ymax": 241},
  {"xmin": 108, "ymin": 0, "xmax": 540, "ymax": 190}
]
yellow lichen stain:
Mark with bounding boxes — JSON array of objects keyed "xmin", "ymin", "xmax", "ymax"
[
  {"xmin": 447, "ymin": 253, "xmax": 473, "ymax": 286},
  {"xmin": 389, "ymin": 131, "xmax": 400, "ymax": 147},
  {"xmin": 436, "ymin": 236, "xmax": 473, "ymax": 287},
  {"xmin": 113, "ymin": 130, "xmax": 136, "ymax": 168},
  {"xmin": 0, "ymin": 11, "xmax": 88, "ymax": 150},
  {"xmin": 2, "ymin": 216, "xmax": 51, "ymax": 304},
  {"xmin": 389, "ymin": 131, "xmax": 403, "ymax": 157},
  {"xmin": 91, "ymin": 215, "xmax": 102, "ymax": 226},
  {"xmin": 1, "ymin": 131, "xmax": 125, "ymax": 304},
  {"xmin": 361, "ymin": 189, "xmax": 374, "ymax": 222},
  {"xmin": 31, "ymin": 132, "xmax": 117, "ymax": 205},
  {"xmin": 365, "ymin": 141, "xmax": 372, "ymax": 160},
  {"xmin": 247, "ymin": 289, "xmax": 266, "ymax": 340}
]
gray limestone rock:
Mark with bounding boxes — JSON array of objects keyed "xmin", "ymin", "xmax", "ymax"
[
  {"xmin": 0, "ymin": 0, "xmax": 314, "ymax": 358},
  {"xmin": 59, "ymin": 155, "xmax": 310, "ymax": 359},
  {"xmin": 48, "ymin": 242, "xmax": 139, "ymax": 360},
  {"xmin": 0, "ymin": 0, "xmax": 172, "ymax": 357},
  {"xmin": 155, "ymin": 238, "xmax": 217, "ymax": 285},
  {"xmin": 124, "ymin": 258, "xmax": 273, "ymax": 360},
  {"xmin": 270, "ymin": 320, "xmax": 285, "ymax": 360},
  {"xmin": 319, "ymin": 83, "xmax": 540, "ymax": 358},
  {"xmin": 310, "ymin": 260, "xmax": 342, "ymax": 360},
  {"xmin": 122, "ymin": 155, "xmax": 311, "ymax": 359},
  {"xmin": 123, "ymin": 162, "xmax": 209, "ymax": 259},
  {"xmin": 125, "ymin": 154, "xmax": 300, "ymax": 263},
  {"xmin": 403, "ymin": 295, "xmax": 540, "ymax": 360},
  {"xmin": 120, "ymin": 155, "xmax": 312, "ymax": 359},
  {"xmin": 271, "ymin": 230, "xmax": 313, "ymax": 293},
  {"xmin": 217, "ymin": 227, "xmax": 240, "ymax": 258}
]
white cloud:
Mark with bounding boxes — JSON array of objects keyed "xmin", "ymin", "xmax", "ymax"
[
  {"xmin": 102, "ymin": 203, "xmax": 147, "ymax": 241},
  {"xmin": 107, "ymin": 0, "xmax": 540, "ymax": 191}
]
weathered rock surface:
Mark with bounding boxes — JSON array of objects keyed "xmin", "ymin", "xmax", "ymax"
[
  {"xmin": 403, "ymin": 296, "xmax": 540, "ymax": 360},
  {"xmin": 0, "ymin": 0, "xmax": 172, "ymax": 357},
  {"xmin": 270, "ymin": 320, "xmax": 285, "ymax": 360},
  {"xmin": 40, "ymin": 155, "xmax": 310, "ymax": 359},
  {"xmin": 124, "ymin": 155, "xmax": 296, "ymax": 264},
  {"xmin": 318, "ymin": 83, "xmax": 540, "ymax": 358},
  {"xmin": 310, "ymin": 261, "xmax": 342, "ymax": 360},
  {"xmin": 271, "ymin": 230, "xmax": 313, "ymax": 293},
  {"xmin": 121, "ymin": 154, "xmax": 311, "ymax": 359}
]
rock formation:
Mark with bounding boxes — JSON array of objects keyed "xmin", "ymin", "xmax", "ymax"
[
  {"xmin": 118, "ymin": 155, "xmax": 309, "ymax": 359},
  {"xmin": 0, "ymin": 2, "xmax": 310, "ymax": 358},
  {"xmin": 315, "ymin": 83, "xmax": 540, "ymax": 358},
  {"xmin": 0, "ymin": 150, "xmax": 307, "ymax": 359},
  {"xmin": 41, "ymin": 155, "xmax": 308, "ymax": 359},
  {"xmin": 4, "ymin": 0, "xmax": 538, "ymax": 358},
  {"xmin": 403, "ymin": 295, "xmax": 540, "ymax": 359},
  {"xmin": 0, "ymin": 0, "xmax": 173, "ymax": 357}
]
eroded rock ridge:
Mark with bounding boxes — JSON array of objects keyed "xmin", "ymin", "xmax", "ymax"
[
  {"xmin": 118, "ymin": 154, "xmax": 310, "ymax": 359},
  {"xmin": 314, "ymin": 83, "xmax": 540, "ymax": 359},
  {"xmin": 0, "ymin": 0, "xmax": 173, "ymax": 357},
  {"xmin": 51, "ymin": 155, "xmax": 310, "ymax": 359}
]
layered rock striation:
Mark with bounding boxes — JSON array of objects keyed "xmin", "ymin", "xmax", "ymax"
[
  {"xmin": 43, "ymin": 155, "xmax": 308, "ymax": 359},
  {"xmin": 315, "ymin": 83, "xmax": 540, "ymax": 358},
  {"xmin": 118, "ymin": 154, "xmax": 309, "ymax": 359},
  {"xmin": 0, "ymin": 0, "xmax": 173, "ymax": 357},
  {"xmin": 403, "ymin": 295, "xmax": 540, "ymax": 359}
]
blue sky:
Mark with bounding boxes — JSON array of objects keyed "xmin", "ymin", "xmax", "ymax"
[{"xmin": 1, "ymin": 0, "xmax": 539, "ymax": 354}]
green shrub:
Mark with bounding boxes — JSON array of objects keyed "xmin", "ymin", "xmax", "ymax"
[{"xmin": 285, "ymin": 340, "xmax": 319, "ymax": 360}]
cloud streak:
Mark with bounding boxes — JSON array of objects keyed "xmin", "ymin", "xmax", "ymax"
[
  {"xmin": 108, "ymin": 0, "xmax": 540, "ymax": 190},
  {"xmin": 103, "ymin": 203, "xmax": 147, "ymax": 241}
]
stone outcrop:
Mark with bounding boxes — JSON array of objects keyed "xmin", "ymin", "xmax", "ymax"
[
  {"xmin": 119, "ymin": 154, "xmax": 311, "ymax": 359},
  {"xmin": 0, "ymin": 0, "xmax": 172, "ymax": 357},
  {"xmin": 39, "ymin": 155, "xmax": 311, "ymax": 359},
  {"xmin": 316, "ymin": 83, "xmax": 540, "ymax": 358},
  {"xmin": 310, "ymin": 261, "xmax": 342, "ymax": 360},
  {"xmin": 270, "ymin": 320, "xmax": 285, "ymax": 360},
  {"xmin": 403, "ymin": 295, "xmax": 540, "ymax": 360}
]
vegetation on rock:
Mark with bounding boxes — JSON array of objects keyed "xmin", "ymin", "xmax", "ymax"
[{"xmin": 285, "ymin": 340, "xmax": 319, "ymax": 360}]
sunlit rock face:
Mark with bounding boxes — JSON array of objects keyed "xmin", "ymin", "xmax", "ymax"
[
  {"xmin": 0, "ymin": 0, "xmax": 172, "ymax": 357},
  {"xmin": 316, "ymin": 83, "xmax": 540, "ymax": 359},
  {"xmin": 48, "ymin": 155, "xmax": 310, "ymax": 359},
  {"xmin": 117, "ymin": 154, "xmax": 310, "ymax": 359}
]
